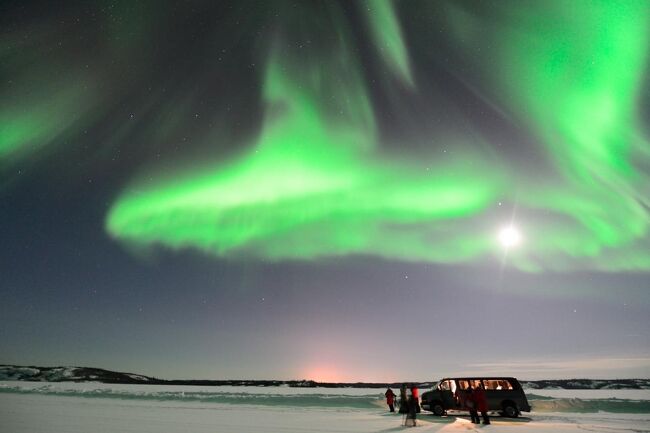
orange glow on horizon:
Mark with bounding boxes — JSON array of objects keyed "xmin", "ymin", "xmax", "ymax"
[
  {"xmin": 302, "ymin": 365, "xmax": 347, "ymax": 383},
  {"xmin": 301, "ymin": 364, "xmax": 398, "ymax": 383}
]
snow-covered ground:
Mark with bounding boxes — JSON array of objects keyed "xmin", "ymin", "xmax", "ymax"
[{"xmin": 1, "ymin": 381, "xmax": 649, "ymax": 432}]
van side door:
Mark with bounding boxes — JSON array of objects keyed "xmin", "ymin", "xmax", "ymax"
[
  {"xmin": 438, "ymin": 379, "xmax": 457, "ymax": 409},
  {"xmin": 482, "ymin": 378, "xmax": 515, "ymax": 411},
  {"xmin": 455, "ymin": 379, "xmax": 472, "ymax": 409}
]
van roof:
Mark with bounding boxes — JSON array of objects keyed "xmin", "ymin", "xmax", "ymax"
[{"xmin": 440, "ymin": 377, "xmax": 519, "ymax": 381}]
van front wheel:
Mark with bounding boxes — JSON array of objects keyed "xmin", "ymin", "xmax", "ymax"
[
  {"xmin": 431, "ymin": 401, "xmax": 445, "ymax": 416},
  {"xmin": 502, "ymin": 402, "xmax": 519, "ymax": 418},
  {"xmin": 431, "ymin": 402, "xmax": 445, "ymax": 416}
]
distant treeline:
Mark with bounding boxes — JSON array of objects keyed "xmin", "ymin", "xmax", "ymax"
[{"xmin": 1, "ymin": 365, "xmax": 648, "ymax": 390}]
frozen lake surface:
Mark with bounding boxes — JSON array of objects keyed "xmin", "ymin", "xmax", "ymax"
[{"xmin": 2, "ymin": 381, "xmax": 649, "ymax": 432}]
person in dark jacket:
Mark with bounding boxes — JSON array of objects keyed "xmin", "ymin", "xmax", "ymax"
[
  {"xmin": 474, "ymin": 383, "xmax": 491, "ymax": 425},
  {"xmin": 398, "ymin": 384, "xmax": 408, "ymax": 414},
  {"xmin": 404, "ymin": 387, "xmax": 418, "ymax": 427},
  {"xmin": 465, "ymin": 387, "xmax": 480, "ymax": 424},
  {"xmin": 385, "ymin": 387, "xmax": 396, "ymax": 412}
]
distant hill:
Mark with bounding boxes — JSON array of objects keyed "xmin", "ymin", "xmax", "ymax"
[
  {"xmin": 0, "ymin": 365, "xmax": 156, "ymax": 384},
  {"xmin": 1, "ymin": 365, "xmax": 648, "ymax": 389}
]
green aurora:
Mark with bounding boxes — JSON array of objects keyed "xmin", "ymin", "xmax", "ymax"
[
  {"xmin": 107, "ymin": 1, "xmax": 650, "ymax": 271},
  {"xmin": 6, "ymin": 1, "xmax": 641, "ymax": 272},
  {"xmin": 106, "ymin": 3, "xmax": 504, "ymax": 265},
  {"xmin": 0, "ymin": 74, "xmax": 94, "ymax": 160},
  {"xmin": 446, "ymin": 1, "xmax": 650, "ymax": 271}
]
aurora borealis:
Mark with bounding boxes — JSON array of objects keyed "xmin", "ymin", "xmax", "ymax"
[
  {"xmin": 104, "ymin": 0, "xmax": 650, "ymax": 271},
  {"xmin": 2, "ymin": 1, "xmax": 649, "ymax": 380}
]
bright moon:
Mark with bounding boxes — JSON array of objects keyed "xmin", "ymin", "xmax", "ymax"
[{"xmin": 499, "ymin": 226, "xmax": 521, "ymax": 247}]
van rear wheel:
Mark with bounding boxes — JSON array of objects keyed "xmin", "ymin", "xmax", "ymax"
[{"xmin": 502, "ymin": 402, "xmax": 519, "ymax": 418}]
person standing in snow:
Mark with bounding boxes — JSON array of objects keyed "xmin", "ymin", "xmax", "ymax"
[
  {"xmin": 404, "ymin": 387, "xmax": 418, "ymax": 427},
  {"xmin": 385, "ymin": 387, "xmax": 396, "ymax": 412},
  {"xmin": 398, "ymin": 384, "xmax": 408, "ymax": 414},
  {"xmin": 474, "ymin": 383, "xmax": 491, "ymax": 425},
  {"xmin": 465, "ymin": 386, "xmax": 480, "ymax": 424},
  {"xmin": 411, "ymin": 385, "xmax": 420, "ymax": 413}
]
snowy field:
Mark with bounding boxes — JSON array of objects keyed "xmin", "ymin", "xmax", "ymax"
[{"xmin": 1, "ymin": 381, "xmax": 649, "ymax": 433}]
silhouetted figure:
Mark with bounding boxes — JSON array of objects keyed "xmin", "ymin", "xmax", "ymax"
[
  {"xmin": 474, "ymin": 383, "xmax": 491, "ymax": 425},
  {"xmin": 465, "ymin": 387, "xmax": 480, "ymax": 424},
  {"xmin": 385, "ymin": 387, "xmax": 396, "ymax": 412},
  {"xmin": 404, "ymin": 387, "xmax": 418, "ymax": 427},
  {"xmin": 398, "ymin": 384, "xmax": 408, "ymax": 414}
]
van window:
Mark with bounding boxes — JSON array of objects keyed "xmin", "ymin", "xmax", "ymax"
[
  {"xmin": 482, "ymin": 379, "xmax": 513, "ymax": 390},
  {"xmin": 439, "ymin": 380, "xmax": 456, "ymax": 393},
  {"xmin": 458, "ymin": 380, "xmax": 482, "ymax": 390}
]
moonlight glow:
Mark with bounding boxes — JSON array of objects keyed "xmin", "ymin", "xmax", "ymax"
[{"xmin": 499, "ymin": 227, "xmax": 522, "ymax": 248}]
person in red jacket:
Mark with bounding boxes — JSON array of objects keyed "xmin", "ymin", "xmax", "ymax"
[
  {"xmin": 474, "ymin": 383, "xmax": 491, "ymax": 425},
  {"xmin": 385, "ymin": 387, "xmax": 396, "ymax": 412},
  {"xmin": 410, "ymin": 385, "xmax": 420, "ymax": 413}
]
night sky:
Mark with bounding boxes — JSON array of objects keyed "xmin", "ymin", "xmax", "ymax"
[{"xmin": 1, "ymin": 0, "xmax": 649, "ymax": 382}]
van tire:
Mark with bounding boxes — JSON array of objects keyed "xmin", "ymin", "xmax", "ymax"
[
  {"xmin": 431, "ymin": 402, "xmax": 445, "ymax": 416},
  {"xmin": 502, "ymin": 402, "xmax": 519, "ymax": 418}
]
